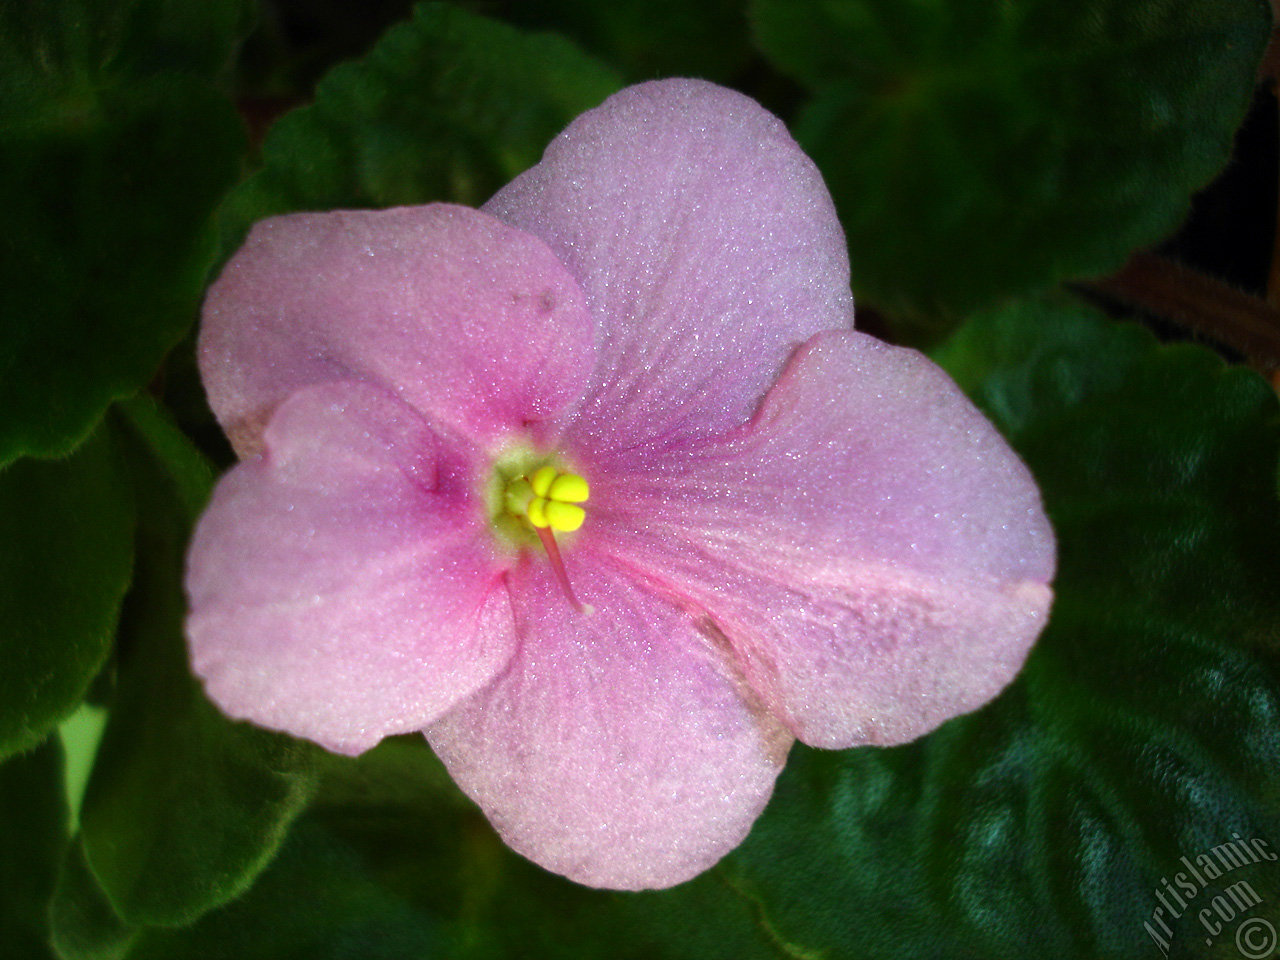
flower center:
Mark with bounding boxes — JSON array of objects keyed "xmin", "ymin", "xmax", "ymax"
[
  {"xmin": 503, "ymin": 465, "xmax": 590, "ymax": 532},
  {"xmin": 490, "ymin": 456, "xmax": 592, "ymax": 614}
]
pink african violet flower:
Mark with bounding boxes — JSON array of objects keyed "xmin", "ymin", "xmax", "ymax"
[{"xmin": 186, "ymin": 78, "xmax": 1055, "ymax": 890}]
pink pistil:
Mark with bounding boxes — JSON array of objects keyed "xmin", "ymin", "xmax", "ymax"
[{"xmin": 535, "ymin": 526, "xmax": 590, "ymax": 614}]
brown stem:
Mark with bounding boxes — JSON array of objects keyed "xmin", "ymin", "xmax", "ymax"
[
  {"xmin": 1084, "ymin": 252, "xmax": 1280, "ymax": 385},
  {"xmin": 1260, "ymin": 22, "xmax": 1280, "ymax": 85},
  {"xmin": 1262, "ymin": 22, "xmax": 1280, "ymax": 310},
  {"xmin": 237, "ymin": 96, "xmax": 303, "ymax": 151},
  {"xmin": 1271, "ymin": 86, "xmax": 1280, "ymax": 309}
]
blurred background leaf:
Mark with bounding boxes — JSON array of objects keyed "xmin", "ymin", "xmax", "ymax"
[
  {"xmin": 750, "ymin": 0, "xmax": 1272, "ymax": 334},
  {"xmin": 67, "ymin": 397, "xmax": 316, "ymax": 930},
  {"xmin": 0, "ymin": 429, "xmax": 134, "ymax": 761},
  {"xmin": 219, "ymin": 2, "xmax": 621, "ymax": 254},
  {"xmin": 0, "ymin": 0, "xmax": 251, "ymax": 466},
  {"xmin": 50, "ymin": 838, "xmax": 139, "ymax": 960},
  {"xmin": 72, "ymin": 737, "xmax": 780, "ymax": 960},
  {"xmin": 1, "ymin": 739, "xmax": 69, "ymax": 960},
  {"xmin": 472, "ymin": 0, "xmax": 753, "ymax": 83}
]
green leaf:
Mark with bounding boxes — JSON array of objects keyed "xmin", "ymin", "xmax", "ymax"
[
  {"xmin": 0, "ymin": 0, "xmax": 248, "ymax": 466},
  {"xmin": 750, "ymin": 0, "xmax": 1272, "ymax": 328},
  {"xmin": 0, "ymin": 740, "xmax": 70, "ymax": 960},
  {"xmin": 49, "ymin": 839, "xmax": 138, "ymax": 960},
  {"xmin": 713, "ymin": 299, "xmax": 1280, "ymax": 958},
  {"xmin": 219, "ymin": 1, "xmax": 621, "ymax": 252},
  {"xmin": 75, "ymin": 402, "xmax": 316, "ymax": 928},
  {"xmin": 0, "ymin": 429, "xmax": 135, "ymax": 761},
  {"xmin": 103, "ymin": 0, "xmax": 255, "ymax": 80},
  {"xmin": 303, "ymin": 742, "xmax": 781, "ymax": 960},
  {"xmin": 496, "ymin": 0, "xmax": 753, "ymax": 83},
  {"xmin": 115, "ymin": 394, "xmax": 216, "ymax": 519},
  {"xmin": 114, "ymin": 737, "xmax": 780, "ymax": 960},
  {"xmin": 129, "ymin": 820, "xmax": 448, "ymax": 960},
  {"xmin": 60, "ymin": 704, "xmax": 110, "ymax": 832}
]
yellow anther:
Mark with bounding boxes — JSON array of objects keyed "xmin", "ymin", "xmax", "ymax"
[
  {"xmin": 544, "ymin": 500, "xmax": 586, "ymax": 532},
  {"xmin": 526, "ymin": 497, "xmax": 550, "ymax": 528},
  {"xmin": 530, "ymin": 466, "xmax": 558, "ymax": 498},
  {"xmin": 503, "ymin": 466, "xmax": 590, "ymax": 533},
  {"xmin": 491, "ymin": 455, "xmax": 592, "ymax": 613},
  {"xmin": 548, "ymin": 473, "xmax": 589, "ymax": 503}
]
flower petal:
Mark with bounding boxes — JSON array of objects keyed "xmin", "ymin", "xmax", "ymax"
[
  {"xmin": 484, "ymin": 78, "xmax": 854, "ymax": 465},
  {"xmin": 587, "ymin": 331, "xmax": 1055, "ymax": 748},
  {"xmin": 200, "ymin": 204, "xmax": 596, "ymax": 456},
  {"xmin": 427, "ymin": 556, "xmax": 792, "ymax": 890},
  {"xmin": 186, "ymin": 381, "xmax": 514, "ymax": 755}
]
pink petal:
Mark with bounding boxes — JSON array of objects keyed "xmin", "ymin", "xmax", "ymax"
[
  {"xmin": 586, "ymin": 331, "xmax": 1055, "ymax": 749},
  {"xmin": 199, "ymin": 204, "xmax": 596, "ymax": 457},
  {"xmin": 484, "ymin": 78, "xmax": 854, "ymax": 467},
  {"xmin": 186, "ymin": 381, "xmax": 515, "ymax": 755},
  {"xmin": 427, "ymin": 556, "xmax": 792, "ymax": 890}
]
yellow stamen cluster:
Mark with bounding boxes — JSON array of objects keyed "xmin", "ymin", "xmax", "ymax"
[{"xmin": 504, "ymin": 466, "xmax": 590, "ymax": 532}]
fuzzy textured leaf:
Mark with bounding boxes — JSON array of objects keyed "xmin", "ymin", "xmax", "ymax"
[
  {"xmin": 499, "ymin": 0, "xmax": 752, "ymax": 82},
  {"xmin": 0, "ymin": 740, "xmax": 69, "ymax": 960},
  {"xmin": 0, "ymin": 430, "xmax": 134, "ymax": 761},
  {"xmin": 0, "ymin": 0, "xmax": 247, "ymax": 465},
  {"xmin": 750, "ymin": 0, "xmax": 1272, "ymax": 326},
  {"xmin": 74, "ymin": 404, "xmax": 315, "ymax": 928},
  {"xmin": 219, "ymin": 2, "xmax": 621, "ymax": 253},
  {"xmin": 109, "ymin": 738, "xmax": 780, "ymax": 960}
]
